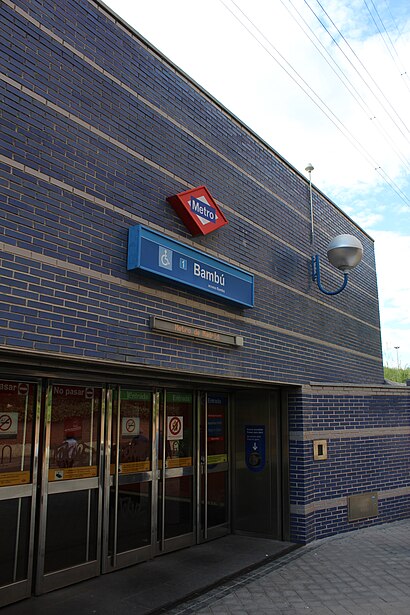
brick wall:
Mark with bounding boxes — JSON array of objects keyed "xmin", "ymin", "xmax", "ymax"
[
  {"xmin": 0, "ymin": 0, "xmax": 384, "ymax": 385},
  {"xmin": 289, "ymin": 385, "xmax": 410, "ymax": 542}
]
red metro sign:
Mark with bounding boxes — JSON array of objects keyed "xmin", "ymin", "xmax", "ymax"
[{"xmin": 167, "ymin": 186, "xmax": 228, "ymax": 236}]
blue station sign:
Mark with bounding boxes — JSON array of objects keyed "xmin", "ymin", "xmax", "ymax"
[{"xmin": 127, "ymin": 225, "xmax": 254, "ymax": 308}]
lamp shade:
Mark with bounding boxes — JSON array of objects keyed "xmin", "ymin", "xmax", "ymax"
[{"xmin": 327, "ymin": 234, "xmax": 363, "ymax": 272}]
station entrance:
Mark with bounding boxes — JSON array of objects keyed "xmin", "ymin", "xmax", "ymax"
[
  {"xmin": 0, "ymin": 378, "xmax": 230, "ymax": 606},
  {"xmin": 0, "ymin": 376, "xmax": 286, "ymax": 608}
]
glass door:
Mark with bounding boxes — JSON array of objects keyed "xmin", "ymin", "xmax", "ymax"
[
  {"xmin": 198, "ymin": 392, "xmax": 230, "ymax": 542},
  {"xmin": 157, "ymin": 391, "xmax": 195, "ymax": 553},
  {"xmin": 0, "ymin": 380, "xmax": 40, "ymax": 608},
  {"xmin": 103, "ymin": 387, "xmax": 155, "ymax": 572},
  {"xmin": 36, "ymin": 383, "xmax": 104, "ymax": 594}
]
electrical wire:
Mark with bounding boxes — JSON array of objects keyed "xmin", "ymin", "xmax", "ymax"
[
  {"xmin": 217, "ymin": 0, "xmax": 410, "ymax": 208},
  {"xmin": 383, "ymin": 0, "xmax": 403, "ymax": 39},
  {"xmin": 308, "ymin": 0, "xmax": 410, "ymax": 137},
  {"xmin": 364, "ymin": 0, "xmax": 410, "ymax": 96},
  {"xmin": 282, "ymin": 0, "xmax": 410, "ymax": 176}
]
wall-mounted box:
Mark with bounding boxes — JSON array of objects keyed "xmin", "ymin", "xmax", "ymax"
[{"xmin": 313, "ymin": 439, "xmax": 328, "ymax": 461}]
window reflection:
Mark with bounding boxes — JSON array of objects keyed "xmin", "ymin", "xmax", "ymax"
[
  {"xmin": 48, "ymin": 385, "xmax": 101, "ymax": 481},
  {"xmin": 111, "ymin": 390, "xmax": 152, "ymax": 474},
  {"xmin": 0, "ymin": 381, "xmax": 36, "ymax": 486}
]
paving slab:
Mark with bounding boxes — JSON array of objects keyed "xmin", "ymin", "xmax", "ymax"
[
  {"xmin": 167, "ymin": 519, "xmax": 410, "ymax": 615},
  {"xmin": 0, "ymin": 535, "xmax": 295, "ymax": 615}
]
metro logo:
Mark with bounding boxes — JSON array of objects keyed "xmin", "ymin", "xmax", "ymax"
[
  {"xmin": 167, "ymin": 186, "xmax": 228, "ymax": 236},
  {"xmin": 189, "ymin": 196, "xmax": 216, "ymax": 223}
]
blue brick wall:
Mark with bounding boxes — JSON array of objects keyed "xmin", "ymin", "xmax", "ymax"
[
  {"xmin": 0, "ymin": 0, "xmax": 384, "ymax": 384},
  {"xmin": 289, "ymin": 390, "xmax": 410, "ymax": 542},
  {"xmin": 290, "ymin": 436, "xmax": 409, "ymax": 504},
  {"xmin": 293, "ymin": 495, "xmax": 410, "ymax": 542},
  {"xmin": 0, "ymin": 0, "xmax": 409, "ymax": 549}
]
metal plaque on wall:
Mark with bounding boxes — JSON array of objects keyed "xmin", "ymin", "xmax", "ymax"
[{"xmin": 348, "ymin": 492, "xmax": 378, "ymax": 522}]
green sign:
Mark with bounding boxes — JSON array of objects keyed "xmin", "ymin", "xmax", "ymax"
[
  {"xmin": 120, "ymin": 390, "xmax": 151, "ymax": 401},
  {"xmin": 166, "ymin": 393, "xmax": 192, "ymax": 403}
]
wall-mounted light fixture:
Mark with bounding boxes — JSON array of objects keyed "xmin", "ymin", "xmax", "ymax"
[
  {"xmin": 305, "ymin": 163, "xmax": 363, "ymax": 296},
  {"xmin": 312, "ymin": 234, "xmax": 363, "ymax": 295}
]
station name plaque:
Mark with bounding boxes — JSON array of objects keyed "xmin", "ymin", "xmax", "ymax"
[
  {"xmin": 127, "ymin": 225, "xmax": 254, "ymax": 308},
  {"xmin": 150, "ymin": 316, "xmax": 244, "ymax": 347}
]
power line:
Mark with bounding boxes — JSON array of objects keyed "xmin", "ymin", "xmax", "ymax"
[
  {"xmin": 217, "ymin": 0, "xmax": 410, "ymax": 208},
  {"xmin": 382, "ymin": 0, "xmax": 409, "ymax": 43},
  {"xmin": 282, "ymin": 0, "xmax": 410, "ymax": 175},
  {"xmin": 364, "ymin": 0, "xmax": 410, "ymax": 96},
  {"xmin": 307, "ymin": 0, "xmax": 410, "ymax": 138}
]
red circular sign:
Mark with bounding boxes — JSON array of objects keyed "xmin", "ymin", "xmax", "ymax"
[
  {"xmin": 0, "ymin": 414, "xmax": 12, "ymax": 432},
  {"xmin": 169, "ymin": 416, "xmax": 182, "ymax": 436},
  {"xmin": 126, "ymin": 418, "xmax": 136, "ymax": 433},
  {"xmin": 18, "ymin": 383, "xmax": 29, "ymax": 396}
]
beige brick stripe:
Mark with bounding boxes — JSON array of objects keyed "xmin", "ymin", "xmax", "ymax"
[
  {"xmin": 304, "ymin": 384, "xmax": 409, "ymax": 394},
  {"xmin": 291, "ymin": 486, "xmax": 410, "ymax": 515},
  {"xmin": 0, "ymin": 151, "xmax": 380, "ymax": 336},
  {"xmin": 0, "ymin": 3, "xmax": 381, "ymax": 362},
  {"xmin": 2, "ymin": 0, "xmax": 320, "ymax": 227},
  {"xmin": 290, "ymin": 426, "xmax": 410, "ymax": 441}
]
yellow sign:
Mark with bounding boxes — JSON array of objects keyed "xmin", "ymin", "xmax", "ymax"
[
  {"xmin": 121, "ymin": 461, "xmax": 150, "ymax": 474},
  {"xmin": 0, "ymin": 470, "xmax": 30, "ymax": 487},
  {"xmin": 208, "ymin": 454, "xmax": 227, "ymax": 464},
  {"xmin": 48, "ymin": 466, "xmax": 98, "ymax": 481},
  {"xmin": 166, "ymin": 456, "xmax": 192, "ymax": 469},
  {"xmin": 110, "ymin": 461, "xmax": 151, "ymax": 475}
]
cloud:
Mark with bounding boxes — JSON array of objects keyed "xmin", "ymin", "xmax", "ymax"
[
  {"xmin": 383, "ymin": 329, "xmax": 410, "ymax": 369},
  {"xmin": 371, "ymin": 229, "xmax": 410, "ymax": 366}
]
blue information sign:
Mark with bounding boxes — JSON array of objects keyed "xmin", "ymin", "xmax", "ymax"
[
  {"xmin": 245, "ymin": 425, "xmax": 266, "ymax": 473},
  {"xmin": 127, "ymin": 225, "xmax": 254, "ymax": 308}
]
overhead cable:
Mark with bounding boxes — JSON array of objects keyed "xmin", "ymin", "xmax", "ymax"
[
  {"xmin": 282, "ymin": 0, "xmax": 410, "ymax": 175},
  {"xmin": 308, "ymin": 0, "xmax": 410, "ymax": 137},
  {"xmin": 364, "ymin": 0, "xmax": 410, "ymax": 96},
  {"xmin": 217, "ymin": 0, "xmax": 410, "ymax": 208}
]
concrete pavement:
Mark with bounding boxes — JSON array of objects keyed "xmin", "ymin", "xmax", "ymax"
[
  {"xmin": 166, "ymin": 519, "xmax": 410, "ymax": 615},
  {"xmin": 1, "ymin": 535, "xmax": 295, "ymax": 615}
]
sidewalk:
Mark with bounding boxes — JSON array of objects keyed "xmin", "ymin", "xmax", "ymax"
[
  {"xmin": 2, "ymin": 519, "xmax": 409, "ymax": 614},
  {"xmin": 167, "ymin": 519, "xmax": 410, "ymax": 615},
  {"xmin": 1, "ymin": 535, "xmax": 295, "ymax": 615}
]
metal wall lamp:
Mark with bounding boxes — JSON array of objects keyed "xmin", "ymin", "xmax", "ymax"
[{"xmin": 312, "ymin": 234, "xmax": 363, "ymax": 296}]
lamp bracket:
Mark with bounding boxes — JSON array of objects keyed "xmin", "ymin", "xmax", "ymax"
[{"xmin": 312, "ymin": 255, "xmax": 348, "ymax": 296}]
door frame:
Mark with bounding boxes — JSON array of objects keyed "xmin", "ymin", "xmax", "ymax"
[
  {"xmin": 0, "ymin": 365, "xmax": 289, "ymax": 609},
  {"xmin": 196, "ymin": 391, "xmax": 231, "ymax": 544},
  {"xmin": 155, "ymin": 388, "xmax": 196, "ymax": 555},
  {"xmin": 0, "ymin": 379, "xmax": 41, "ymax": 608},
  {"xmin": 102, "ymin": 386, "xmax": 157, "ymax": 573},
  {"xmin": 0, "ymin": 376, "xmax": 236, "ymax": 604},
  {"xmin": 103, "ymin": 385, "xmax": 232, "ymax": 570},
  {"xmin": 35, "ymin": 381, "xmax": 106, "ymax": 595}
]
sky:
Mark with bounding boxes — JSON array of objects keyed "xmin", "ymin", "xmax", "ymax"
[{"xmin": 103, "ymin": 0, "xmax": 410, "ymax": 368}]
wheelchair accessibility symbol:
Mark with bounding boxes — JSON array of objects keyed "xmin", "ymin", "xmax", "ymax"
[{"xmin": 159, "ymin": 246, "xmax": 173, "ymax": 270}]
